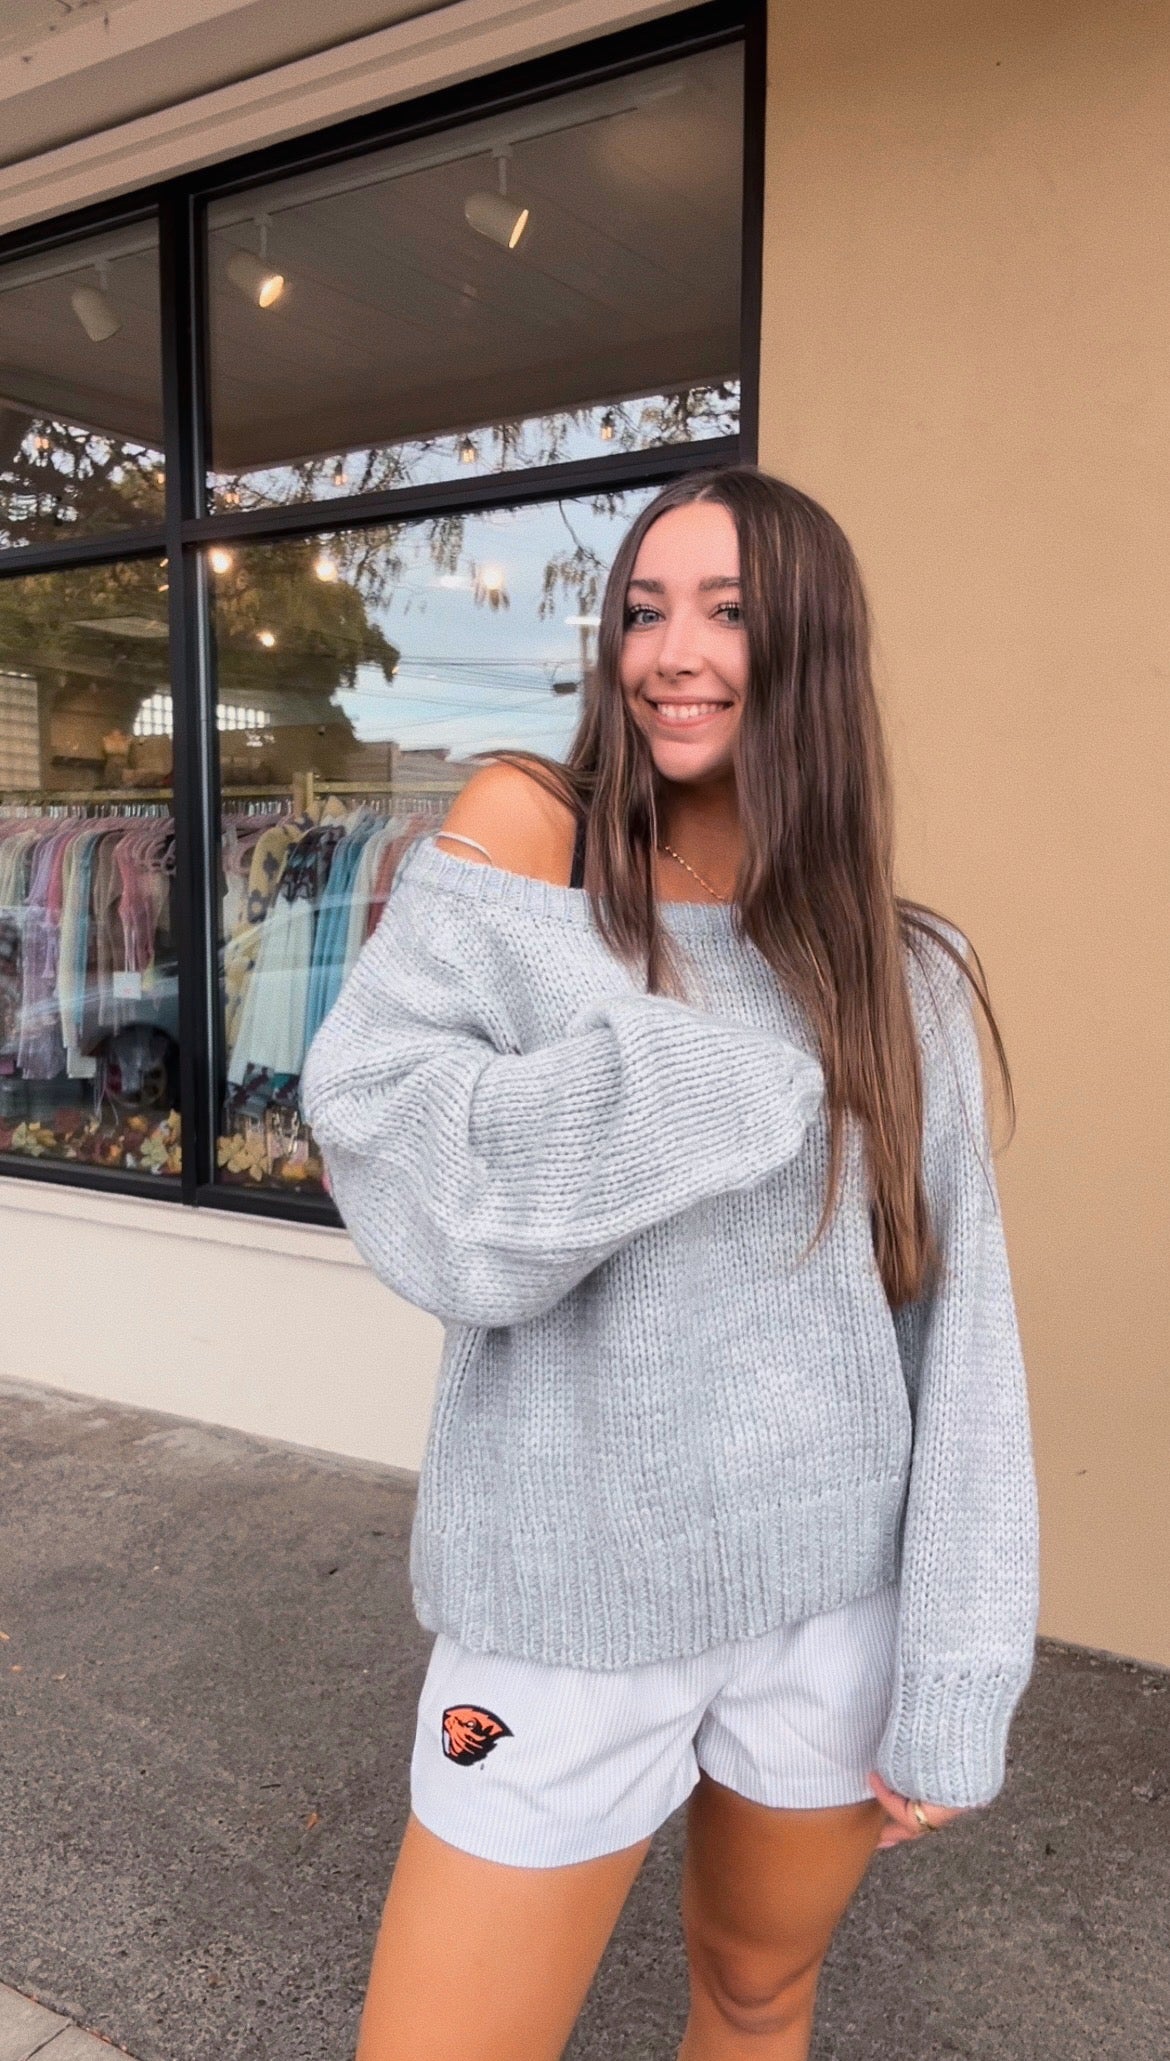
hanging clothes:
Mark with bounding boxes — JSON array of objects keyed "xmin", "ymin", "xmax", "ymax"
[{"xmin": 225, "ymin": 822, "xmax": 344, "ymax": 1085}]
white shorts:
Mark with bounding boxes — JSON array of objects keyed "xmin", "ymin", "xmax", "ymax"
[{"xmin": 409, "ymin": 1581, "xmax": 899, "ymax": 1868}]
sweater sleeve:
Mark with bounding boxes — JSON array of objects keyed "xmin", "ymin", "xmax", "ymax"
[
  {"xmin": 298, "ymin": 872, "xmax": 826, "ymax": 1328},
  {"xmin": 875, "ymin": 961, "xmax": 1041, "ymax": 1810}
]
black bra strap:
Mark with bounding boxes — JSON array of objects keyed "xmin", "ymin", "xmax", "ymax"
[{"xmin": 569, "ymin": 810, "xmax": 587, "ymax": 889}]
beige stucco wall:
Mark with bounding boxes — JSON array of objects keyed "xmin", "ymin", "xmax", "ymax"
[{"xmin": 758, "ymin": 0, "xmax": 1169, "ymax": 1663}]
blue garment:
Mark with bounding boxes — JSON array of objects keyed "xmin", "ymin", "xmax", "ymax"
[{"xmin": 302, "ymin": 821, "xmax": 373, "ymax": 1053}]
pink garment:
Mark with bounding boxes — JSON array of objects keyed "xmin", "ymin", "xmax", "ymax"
[
  {"xmin": 17, "ymin": 825, "xmax": 73, "ymax": 1079},
  {"xmin": 115, "ymin": 823, "xmax": 173, "ymax": 975}
]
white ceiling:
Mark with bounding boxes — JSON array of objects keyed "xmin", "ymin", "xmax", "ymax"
[{"xmin": 0, "ymin": 0, "xmax": 443, "ymax": 167}]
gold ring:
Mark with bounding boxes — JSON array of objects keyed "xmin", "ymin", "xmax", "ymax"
[{"xmin": 910, "ymin": 1799, "xmax": 933, "ymax": 1833}]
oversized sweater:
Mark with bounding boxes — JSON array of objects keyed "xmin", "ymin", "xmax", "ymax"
[{"xmin": 298, "ymin": 831, "xmax": 1041, "ymax": 1809}]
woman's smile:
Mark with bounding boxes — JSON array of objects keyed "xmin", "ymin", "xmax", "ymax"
[{"xmin": 645, "ymin": 697, "xmax": 734, "ymax": 729}]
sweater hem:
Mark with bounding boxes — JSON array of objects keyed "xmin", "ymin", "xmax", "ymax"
[{"xmin": 409, "ymin": 1475, "xmax": 908, "ymax": 1671}]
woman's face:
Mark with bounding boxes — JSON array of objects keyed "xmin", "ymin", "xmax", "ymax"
[{"xmin": 619, "ymin": 499, "xmax": 748, "ymax": 784}]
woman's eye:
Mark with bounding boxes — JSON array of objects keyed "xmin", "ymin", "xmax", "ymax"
[
  {"xmin": 715, "ymin": 602, "xmax": 743, "ymax": 624},
  {"xmin": 623, "ymin": 604, "xmax": 659, "ymax": 627}
]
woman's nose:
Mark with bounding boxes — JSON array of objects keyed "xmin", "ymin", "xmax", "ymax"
[{"xmin": 653, "ymin": 610, "xmax": 703, "ymax": 678}]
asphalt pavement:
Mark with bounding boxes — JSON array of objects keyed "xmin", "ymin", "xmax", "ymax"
[{"xmin": 1, "ymin": 1375, "xmax": 1167, "ymax": 2061}]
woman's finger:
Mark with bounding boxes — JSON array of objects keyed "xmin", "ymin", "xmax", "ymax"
[{"xmin": 866, "ymin": 1771, "xmax": 963, "ymax": 1846}]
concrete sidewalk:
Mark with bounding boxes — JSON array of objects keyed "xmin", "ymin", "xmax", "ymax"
[
  {"xmin": 0, "ymin": 1979, "xmax": 140, "ymax": 2061},
  {"xmin": 1, "ymin": 1375, "xmax": 1167, "ymax": 2061}
]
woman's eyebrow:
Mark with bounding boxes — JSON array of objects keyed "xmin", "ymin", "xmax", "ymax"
[{"xmin": 626, "ymin": 575, "xmax": 740, "ymax": 594}]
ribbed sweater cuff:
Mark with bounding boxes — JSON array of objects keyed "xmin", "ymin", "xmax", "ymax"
[{"xmin": 874, "ymin": 1658, "xmax": 1035, "ymax": 1810}]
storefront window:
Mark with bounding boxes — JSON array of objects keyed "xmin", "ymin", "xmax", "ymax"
[
  {"xmin": 211, "ymin": 489, "xmax": 653, "ymax": 1192},
  {"xmin": 0, "ymin": 6, "xmax": 753, "ymax": 1212},
  {"xmin": 205, "ymin": 42, "xmax": 742, "ymax": 512},
  {"xmin": 0, "ymin": 221, "xmax": 165, "ymax": 550},
  {"xmin": 0, "ymin": 561, "xmax": 180, "ymax": 1178}
]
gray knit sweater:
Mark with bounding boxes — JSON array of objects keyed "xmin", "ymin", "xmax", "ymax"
[{"xmin": 299, "ymin": 831, "xmax": 1040, "ymax": 1809}]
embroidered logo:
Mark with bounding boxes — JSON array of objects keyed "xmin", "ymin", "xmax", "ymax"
[{"xmin": 441, "ymin": 1704, "xmax": 513, "ymax": 1766}]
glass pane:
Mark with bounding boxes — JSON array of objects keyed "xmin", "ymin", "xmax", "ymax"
[
  {"xmin": 0, "ymin": 221, "xmax": 165, "ymax": 549},
  {"xmin": 0, "ymin": 560, "xmax": 180, "ymax": 1179},
  {"xmin": 212, "ymin": 487, "xmax": 653, "ymax": 1193},
  {"xmin": 206, "ymin": 43, "xmax": 742, "ymax": 512}
]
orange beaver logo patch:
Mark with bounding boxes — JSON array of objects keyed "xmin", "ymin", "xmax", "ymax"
[{"xmin": 441, "ymin": 1704, "xmax": 513, "ymax": 1766}]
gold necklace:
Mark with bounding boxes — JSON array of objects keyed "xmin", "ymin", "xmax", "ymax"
[{"xmin": 657, "ymin": 841, "xmax": 732, "ymax": 904}]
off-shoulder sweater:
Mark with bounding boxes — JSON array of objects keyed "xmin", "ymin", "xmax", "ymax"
[{"xmin": 298, "ymin": 831, "xmax": 1041, "ymax": 1809}]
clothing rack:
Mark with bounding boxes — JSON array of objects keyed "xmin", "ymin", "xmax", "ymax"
[
  {"xmin": 2, "ymin": 780, "xmax": 449, "ymax": 806},
  {"xmin": 0, "ymin": 797, "xmax": 172, "ymax": 817}
]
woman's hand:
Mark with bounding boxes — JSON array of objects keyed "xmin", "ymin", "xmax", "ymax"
[{"xmin": 866, "ymin": 1771, "xmax": 968, "ymax": 1848}]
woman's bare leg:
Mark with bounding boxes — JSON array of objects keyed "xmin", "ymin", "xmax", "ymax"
[
  {"xmin": 354, "ymin": 1810, "xmax": 652, "ymax": 2061},
  {"xmin": 677, "ymin": 1771, "xmax": 886, "ymax": 2060}
]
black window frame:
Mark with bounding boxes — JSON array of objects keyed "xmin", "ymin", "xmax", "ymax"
[{"xmin": 0, "ymin": 0, "xmax": 766, "ymax": 1223}]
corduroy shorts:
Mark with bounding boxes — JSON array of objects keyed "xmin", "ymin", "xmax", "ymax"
[{"xmin": 409, "ymin": 1580, "xmax": 900, "ymax": 1868}]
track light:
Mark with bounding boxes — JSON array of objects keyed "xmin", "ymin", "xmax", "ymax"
[
  {"xmin": 313, "ymin": 551, "xmax": 339, "ymax": 581},
  {"xmin": 331, "ymin": 459, "xmax": 347, "ymax": 489},
  {"xmin": 257, "ymin": 629, "xmax": 277, "ymax": 648},
  {"xmin": 464, "ymin": 147, "xmax": 529, "ymax": 251},
  {"xmin": 227, "ymin": 216, "xmax": 285, "ymax": 308},
  {"xmin": 458, "ymin": 435, "xmax": 477, "ymax": 464},
  {"xmin": 71, "ymin": 260, "xmax": 121, "ymax": 343},
  {"xmin": 208, "ymin": 548, "xmax": 235, "ymax": 574},
  {"xmin": 599, "ymin": 410, "xmax": 616, "ymax": 441}
]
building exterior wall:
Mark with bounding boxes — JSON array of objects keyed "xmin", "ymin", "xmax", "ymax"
[
  {"xmin": 0, "ymin": 1177, "xmax": 442, "ymax": 1472},
  {"xmin": 1, "ymin": 0, "xmax": 1165, "ymax": 1668},
  {"xmin": 757, "ymin": 0, "xmax": 1169, "ymax": 1665}
]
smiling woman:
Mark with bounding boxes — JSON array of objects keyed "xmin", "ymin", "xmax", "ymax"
[{"xmin": 621, "ymin": 506, "xmax": 746, "ymax": 749}]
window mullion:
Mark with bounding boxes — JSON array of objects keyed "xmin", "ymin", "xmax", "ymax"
[{"xmin": 159, "ymin": 183, "xmax": 218, "ymax": 1204}]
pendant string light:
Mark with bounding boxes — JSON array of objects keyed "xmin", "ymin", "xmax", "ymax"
[{"xmin": 464, "ymin": 146, "xmax": 530, "ymax": 252}]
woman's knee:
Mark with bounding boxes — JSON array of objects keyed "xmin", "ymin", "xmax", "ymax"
[{"xmin": 685, "ymin": 1936, "xmax": 824, "ymax": 2040}]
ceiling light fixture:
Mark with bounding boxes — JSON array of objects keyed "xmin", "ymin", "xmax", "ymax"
[
  {"xmin": 464, "ymin": 147, "xmax": 529, "ymax": 252},
  {"xmin": 599, "ymin": 410, "xmax": 617, "ymax": 441},
  {"xmin": 331, "ymin": 459, "xmax": 347, "ymax": 489},
  {"xmin": 313, "ymin": 551, "xmax": 339, "ymax": 581},
  {"xmin": 70, "ymin": 260, "xmax": 121, "ymax": 343},
  {"xmin": 226, "ymin": 215, "xmax": 285, "ymax": 308},
  {"xmin": 208, "ymin": 547, "xmax": 235, "ymax": 574},
  {"xmin": 257, "ymin": 629, "xmax": 277, "ymax": 648},
  {"xmin": 458, "ymin": 435, "xmax": 478, "ymax": 464}
]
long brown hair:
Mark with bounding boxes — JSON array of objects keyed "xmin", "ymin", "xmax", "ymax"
[{"xmin": 429, "ymin": 464, "xmax": 1014, "ymax": 1309}]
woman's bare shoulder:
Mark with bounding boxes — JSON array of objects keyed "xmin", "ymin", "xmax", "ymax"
[{"xmin": 433, "ymin": 761, "xmax": 577, "ymax": 887}]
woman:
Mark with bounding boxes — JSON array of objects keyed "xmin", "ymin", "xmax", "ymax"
[{"xmin": 299, "ymin": 464, "xmax": 1041, "ymax": 2061}]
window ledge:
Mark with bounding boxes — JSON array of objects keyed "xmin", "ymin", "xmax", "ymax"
[{"xmin": 0, "ymin": 1174, "xmax": 365, "ymax": 1267}]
